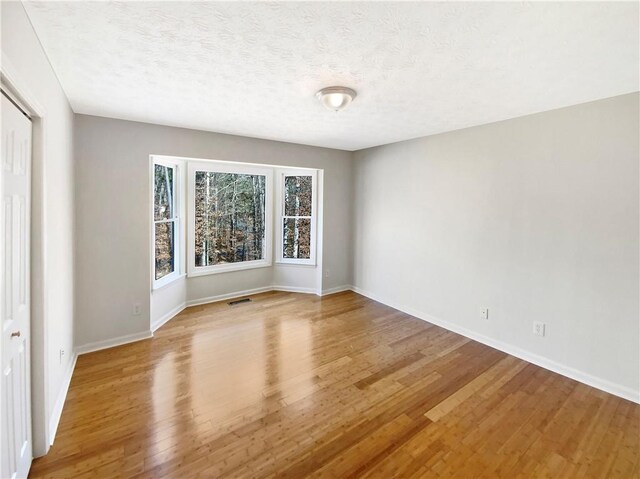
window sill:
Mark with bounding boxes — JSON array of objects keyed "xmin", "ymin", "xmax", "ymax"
[
  {"xmin": 152, "ymin": 273, "xmax": 186, "ymax": 291},
  {"xmin": 274, "ymin": 261, "xmax": 317, "ymax": 267},
  {"xmin": 188, "ymin": 259, "xmax": 272, "ymax": 277}
]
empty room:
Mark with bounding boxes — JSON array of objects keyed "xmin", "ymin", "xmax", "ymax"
[{"xmin": 1, "ymin": 1, "xmax": 639, "ymax": 478}]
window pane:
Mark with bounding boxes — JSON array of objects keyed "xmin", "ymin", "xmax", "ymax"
[
  {"xmin": 284, "ymin": 176, "xmax": 312, "ymax": 217},
  {"xmin": 194, "ymin": 171, "xmax": 266, "ymax": 267},
  {"xmin": 155, "ymin": 221, "xmax": 175, "ymax": 280},
  {"xmin": 283, "ymin": 218, "xmax": 311, "ymax": 259},
  {"xmin": 154, "ymin": 164, "xmax": 174, "ymax": 221}
]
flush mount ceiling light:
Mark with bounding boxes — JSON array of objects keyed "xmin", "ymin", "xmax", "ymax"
[{"xmin": 316, "ymin": 86, "xmax": 357, "ymax": 112}]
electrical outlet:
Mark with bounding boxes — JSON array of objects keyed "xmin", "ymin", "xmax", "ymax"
[
  {"xmin": 533, "ymin": 321, "xmax": 545, "ymax": 337},
  {"xmin": 324, "ymin": 269, "xmax": 330, "ymax": 278},
  {"xmin": 133, "ymin": 302, "xmax": 142, "ymax": 316},
  {"xmin": 481, "ymin": 308, "xmax": 489, "ymax": 320},
  {"xmin": 59, "ymin": 349, "xmax": 65, "ymax": 363}
]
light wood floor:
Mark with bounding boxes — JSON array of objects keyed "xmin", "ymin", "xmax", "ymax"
[{"xmin": 30, "ymin": 291, "xmax": 639, "ymax": 478}]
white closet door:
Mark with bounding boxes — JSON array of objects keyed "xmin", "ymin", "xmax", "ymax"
[{"xmin": 1, "ymin": 93, "xmax": 33, "ymax": 479}]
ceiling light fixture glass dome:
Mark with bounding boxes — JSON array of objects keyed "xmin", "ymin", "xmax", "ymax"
[{"xmin": 316, "ymin": 86, "xmax": 357, "ymax": 112}]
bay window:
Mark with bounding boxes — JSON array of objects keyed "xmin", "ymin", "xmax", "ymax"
[{"xmin": 152, "ymin": 156, "xmax": 319, "ymax": 283}]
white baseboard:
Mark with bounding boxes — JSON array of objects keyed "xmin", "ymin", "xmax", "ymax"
[
  {"xmin": 351, "ymin": 286, "xmax": 639, "ymax": 404},
  {"xmin": 75, "ymin": 330, "xmax": 153, "ymax": 355},
  {"xmin": 185, "ymin": 284, "xmax": 334, "ymax": 308},
  {"xmin": 185, "ymin": 286, "xmax": 274, "ymax": 307},
  {"xmin": 272, "ymin": 285, "xmax": 318, "ymax": 294},
  {"xmin": 48, "ymin": 352, "xmax": 77, "ymax": 445},
  {"xmin": 320, "ymin": 285, "xmax": 353, "ymax": 296},
  {"xmin": 152, "ymin": 302, "xmax": 186, "ymax": 332}
]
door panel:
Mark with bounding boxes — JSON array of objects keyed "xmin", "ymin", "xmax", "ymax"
[{"xmin": 1, "ymin": 93, "xmax": 32, "ymax": 479}]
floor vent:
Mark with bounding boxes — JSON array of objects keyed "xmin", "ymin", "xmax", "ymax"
[{"xmin": 228, "ymin": 298, "xmax": 252, "ymax": 306}]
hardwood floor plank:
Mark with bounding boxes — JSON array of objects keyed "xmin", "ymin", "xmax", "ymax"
[
  {"xmin": 354, "ymin": 352, "xmax": 425, "ymax": 389},
  {"xmin": 29, "ymin": 291, "xmax": 640, "ymax": 478}
]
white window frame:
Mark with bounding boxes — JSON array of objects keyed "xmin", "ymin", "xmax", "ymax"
[
  {"xmin": 151, "ymin": 156, "xmax": 183, "ymax": 290},
  {"xmin": 276, "ymin": 168, "xmax": 317, "ymax": 266},
  {"xmin": 187, "ymin": 160, "xmax": 273, "ymax": 276}
]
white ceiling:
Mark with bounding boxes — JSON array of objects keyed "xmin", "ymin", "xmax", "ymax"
[{"xmin": 24, "ymin": 1, "xmax": 639, "ymax": 151}]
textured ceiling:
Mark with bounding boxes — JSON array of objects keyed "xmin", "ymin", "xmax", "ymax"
[{"xmin": 23, "ymin": 1, "xmax": 639, "ymax": 151}]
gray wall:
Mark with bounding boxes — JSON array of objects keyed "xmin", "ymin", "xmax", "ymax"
[
  {"xmin": 353, "ymin": 93, "xmax": 639, "ymax": 398},
  {"xmin": 1, "ymin": 1, "xmax": 76, "ymax": 454},
  {"xmin": 74, "ymin": 115, "xmax": 353, "ymax": 347}
]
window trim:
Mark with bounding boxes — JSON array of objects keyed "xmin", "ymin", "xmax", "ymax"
[
  {"xmin": 187, "ymin": 160, "xmax": 273, "ymax": 277},
  {"xmin": 275, "ymin": 168, "xmax": 317, "ymax": 266},
  {"xmin": 151, "ymin": 156, "xmax": 183, "ymax": 290}
]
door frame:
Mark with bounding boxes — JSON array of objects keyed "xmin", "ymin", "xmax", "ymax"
[{"xmin": 1, "ymin": 52, "xmax": 50, "ymax": 458}]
